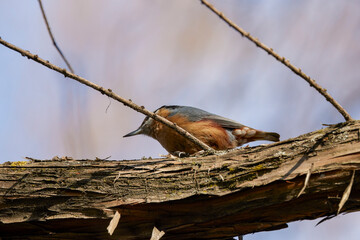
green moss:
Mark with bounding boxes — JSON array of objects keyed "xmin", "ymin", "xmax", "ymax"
[
  {"xmin": 221, "ymin": 163, "xmax": 231, "ymax": 168},
  {"xmin": 226, "ymin": 181, "xmax": 238, "ymax": 190},
  {"xmin": 226, "ymin": 165, "xmax": 246, "ymax": 174},
  {"xmin": 314, "ymin": 129, "xmax": 325, "ymax": 134},
  {"xmin": 10, "ymin": 161, "xmax": 28, "ymax": 167},
  {"xmin": 10, "ymin": 161, "xmax": 28, "ymax": 171},
  {"xmin": 251, "ymin": 164, "xmax": 265, "ymax": 171}
]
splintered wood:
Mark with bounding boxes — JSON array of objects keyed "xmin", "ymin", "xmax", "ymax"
[
  {"xmin": 107, "ymin": 211, "xmax": 121, "ymax": 235},
  {"xmin": 297, "ymin": 163, "xmax": 314, "ymax": 198},
  {"xmin": 338, "ymin": 170, "xmax": 356, "ymax": 214},
  {"xmin": 150, "ymin": 227, "xmax": 165, "ymax": 240}
]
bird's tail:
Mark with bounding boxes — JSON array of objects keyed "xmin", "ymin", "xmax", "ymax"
[
  {"xmin": 255, "ymin": 131, "xmax": 280, "ymax": 142},
  {"xmin": 233, "ymin": 127, "xmax": 280, "ymax": 145}
]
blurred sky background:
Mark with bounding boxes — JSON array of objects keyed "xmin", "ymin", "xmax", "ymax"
[{"xmin": 1, "ymin": 0, "xmax": 360, "ymax": 239}]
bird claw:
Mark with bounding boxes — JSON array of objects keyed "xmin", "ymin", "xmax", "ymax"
[{"xmin": 171, "ymin": 151, "xmax": 189, "ymax": 158}]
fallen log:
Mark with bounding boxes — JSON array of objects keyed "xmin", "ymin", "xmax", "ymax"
[{"xmin": 1, "ymin": 121, "xmax": 360, "ymax": 239}]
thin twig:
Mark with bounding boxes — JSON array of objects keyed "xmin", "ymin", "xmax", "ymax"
[
  {"xmin": 0, "ymin": 37, "xmax": 214, "ymax": 153},
  {"xmin": 201, "ymin": 0, "xmax": 353, "ymax": 122},
  {"xmin": 37, "ymin": 0, "xmax": 74, "ymax": 73}
]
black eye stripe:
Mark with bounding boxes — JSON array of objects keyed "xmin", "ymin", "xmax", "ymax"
[
  {"xmin": 141, "ymin": 116, "xmax": 150, "ymax": 126},
  {"xmin": 156, "ymin": 105, "xmax": 180, "ymax": 112}
]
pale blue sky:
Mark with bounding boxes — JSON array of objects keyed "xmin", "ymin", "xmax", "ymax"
[{"xmin": 1, "ymin": 1, "xmax": 360, "ymax": 239}]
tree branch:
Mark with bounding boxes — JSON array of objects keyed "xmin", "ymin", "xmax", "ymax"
[
  {"xmin": 37, "ymin": 0, "xmax": 74, "ymax": 73},
  {"xmin": 200, "ymin": 0, "xmax": 353, "ymax": 122},
  {"xmin": 0, "ymin": 37, "xmax": 214, "ymax": 153},
  {"xmin": 1, "ymin": 120, "xmax": 360, "ymax": 239}
]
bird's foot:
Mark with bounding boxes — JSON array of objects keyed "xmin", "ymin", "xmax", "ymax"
[{"xmin": 172, "ymin": 151, "xmax": 189, "ymax": 158}]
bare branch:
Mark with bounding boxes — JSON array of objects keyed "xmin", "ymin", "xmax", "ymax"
[
  {"xmin": 37, "ymin": 0, "xmax": 74, "ymax": 73},
  {"xmin": 0, "ymin": 37, "xmax": 214, "ymax": 153},
  {"xmin": 200, "ymin": 0, "xmax": 353, "ymax": 122}
]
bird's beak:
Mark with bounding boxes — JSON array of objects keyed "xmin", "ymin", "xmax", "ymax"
[{"xmin": 123, "ymin": 127, "xmax": 143, "ymax": 137}]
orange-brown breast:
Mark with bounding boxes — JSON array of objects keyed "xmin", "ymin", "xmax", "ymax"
[{"xmin": 150, "ymin": 108, "xmax": 237, "ymax": 154}]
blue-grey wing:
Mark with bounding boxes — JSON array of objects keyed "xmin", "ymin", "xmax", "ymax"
[
  {"xmin": 165, "ymin": 105, "xmax": 245, "ymax": 129},
  {"xmin": 204, "ymin": 114, "xmax": 246, "ymax": 129}
]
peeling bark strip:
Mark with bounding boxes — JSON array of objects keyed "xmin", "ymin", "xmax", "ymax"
[{"xmin": 1, "ymin": 121, "xmax": 360, "ymax": 239}]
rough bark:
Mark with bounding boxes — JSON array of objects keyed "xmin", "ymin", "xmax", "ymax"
[{"xmin": 1, "ymin": 121, "xmax": 360, "ymax": 240}]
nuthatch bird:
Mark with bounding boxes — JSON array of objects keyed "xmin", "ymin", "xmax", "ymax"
[{"xmin": 124, "ymin": 105, "xmax": 280, "ymax": 155}]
